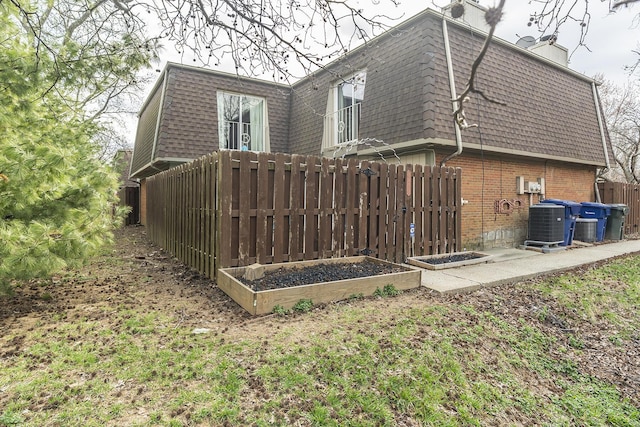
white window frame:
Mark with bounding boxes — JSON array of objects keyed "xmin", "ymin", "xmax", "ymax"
[
  {"xmin": 322, "ymin": 71, "xmax": 366, "ymax": 152},
  {"xmin": 217, "ymin": 91, "xmax": 270, "ymax": 152}
]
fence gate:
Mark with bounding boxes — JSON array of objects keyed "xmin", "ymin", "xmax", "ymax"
[
  {"xmin": 118, "ymin": 186, "xmax": 140, "ymax": 226},
  {"xmin": 146, "ymin": 151, "xmax": 462, "ymax": 278},
  {"xmin": 598, "ymin": 181, "xmax": 640, "ymax": 235}
]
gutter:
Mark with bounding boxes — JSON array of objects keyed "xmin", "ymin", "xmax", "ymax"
[
  {"xmin": 592, "ymin": 82, "xmax": 611, "ymax": 170},
  {"xmin": 440, "ymin": 18, "xmax": 463, "ymax": 166},
  {"xmin": 591, "ymin": 81, "xmax": 610, "ymax": 203}
]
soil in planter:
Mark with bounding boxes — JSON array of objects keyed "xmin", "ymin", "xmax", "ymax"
[
  {"xmin": 241, "ymin": 259, "xmax": 410, "ymax": 291},
  {"xmin": 416, "ymin": 253, "xmax": 485, "ymax": 265}
]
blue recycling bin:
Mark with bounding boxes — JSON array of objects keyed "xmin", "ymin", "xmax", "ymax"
[
  {"xmin": 541, "ymin": 199, "xmax": 581, "ymax": 246},
  {"xmin": 579, "ymin": 202, "xmax": 611, "ymax": 242}
]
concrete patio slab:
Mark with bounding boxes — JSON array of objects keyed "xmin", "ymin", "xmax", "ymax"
[{"xmin": 419, "ymin": 239, "xmax": 640, "ymax": 294}]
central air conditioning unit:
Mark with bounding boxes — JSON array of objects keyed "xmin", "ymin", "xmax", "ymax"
[{"xmin": 528, "ymin": 204, "xmax": 565, "ymax": 242}]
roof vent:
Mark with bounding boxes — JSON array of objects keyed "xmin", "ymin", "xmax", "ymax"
[{"xmin": 442, "ymin": 0, "xmax": 491, "ymax": 33}]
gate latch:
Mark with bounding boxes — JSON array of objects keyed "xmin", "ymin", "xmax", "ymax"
[{"xmin": 359, "ymin": 167, "xmax": 377, "ymax": 177}]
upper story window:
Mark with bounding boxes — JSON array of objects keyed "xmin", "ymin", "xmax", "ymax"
[
  {"xmin": 217, "ymin": 92, "xmax": 269, "ymax": 152},
  {"xmin": 322, "ymin": 71, "xmax": 367, "ymax": 151}
]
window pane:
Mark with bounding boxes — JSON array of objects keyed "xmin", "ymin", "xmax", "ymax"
[
  {"xmin": 225, "ymin": 94, "xmax": 240, "ymax": 149},
  {"xmin": 246, "ymin": 97, "xmax": 264, "ymax": 151},
  {"xmin": 334, "ymin": 71, "xmax": 366, "ymax": 145},
  {"xmin": 217, "ymin": 92, "xmax": 266, "ymax": 152}
]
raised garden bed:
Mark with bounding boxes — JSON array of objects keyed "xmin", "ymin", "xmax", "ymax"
[
  {"xmin": 217, "ymin": 256, "xmax": 421, "ymax": 315},
  {"xmin": 407, "ymin": 252, "xmax": 493, "ymax": 270}
]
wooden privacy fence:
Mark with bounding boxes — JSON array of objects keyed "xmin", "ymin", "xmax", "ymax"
[
  {"xmin": 598, "ymin": 181, "xmax": 640, "ymax": 235},
  {"xmin": 146, "ymin": 150, "xmax": 462, "ymax": 278},
  {"xmin": 118, "ymin": 186, "xmax": 140, "ymax": 226}
]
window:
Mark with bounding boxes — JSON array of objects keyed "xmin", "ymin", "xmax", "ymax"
[
  {"xmin": 322, "ymin": 71, "xmax": 366, "ymax": 151},
  {"xmin": 217, "ymin": 92, "xmax": 269, "ymax": 152}
]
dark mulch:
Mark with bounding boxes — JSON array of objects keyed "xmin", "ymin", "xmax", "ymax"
[
  {"xmin": 241, "ymin": 259, "xmax": 410, "ymax": 291},
  {"xmin": 415, "ymin": 252, "xmax": 485, "ymax": 265}
]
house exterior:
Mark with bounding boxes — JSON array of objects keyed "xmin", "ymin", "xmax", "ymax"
[
  {"xmin": 130, "ymin": 0, "xmax": 613, "ymax": 249},
  {"xmin": 113, "ymin": 150, "xmax": 140, "ymax": 225},
  {"xmin": 114, "ymin": 150, "xmax": 138, "ymax": 189}
]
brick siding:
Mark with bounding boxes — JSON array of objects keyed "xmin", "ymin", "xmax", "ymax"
[{"xmin": 440, "ymin": 151, "xmax": 596, "ymax": 248}]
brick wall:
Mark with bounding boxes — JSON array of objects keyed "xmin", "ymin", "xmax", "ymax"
[{"xmin": 439, "ymin": 151, "xmax": 596, "ymax": 249}]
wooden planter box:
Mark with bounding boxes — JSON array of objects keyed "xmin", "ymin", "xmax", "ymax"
[
  {"xmin": 217, "ymin": 256, "xmax": 421, "ymax": 315},
  {"xmin": 407, "ymin": 252, "xmax": 493, "ymax": 270}
]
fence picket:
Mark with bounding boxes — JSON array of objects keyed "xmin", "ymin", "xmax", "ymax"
[
  {"xmin": 345, "ymin": 159, "xmax": 358, "ymax": 256},
  {"xmin": 333, "ymin": 158, "xmax": 346, "ymax": 257},
  {"xmin": 386, "ymin": 164, "xmax": 398, "ymax": 263},
  {"xmin": 304, "ymin": 157, "xmax": 319, "ymax": 260},
  {"xmin": 319, "ymin": 157, "xmax": 332, "ymax": 258},
  {"xmin": 377, "ymin": 162, "xmax": 389, "ymax": 261},
  {"xmin": 413, "ymin": 164, "xmax": 424, "ymax": 256},
  {"xmin": 289, "ymin": 155, "xmax": 302, "ymax": 261},
  {"xmin": 256, "ymin": 153, "xmax": 269, "ymax": 264},
  {"xmin": 273, "ymin": 153, "xmax": 286, "ymax": 263},
  {"xmin": 454, "ymin": 167, "xmax": 462, "ymax": 252}
]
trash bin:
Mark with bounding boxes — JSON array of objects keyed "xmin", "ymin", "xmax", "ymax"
[
  {"xmin": 579, "ymin": 202, "xmax": 611, "ymax": 242},
  {"xmin": 605, "ymin": 204, "xmax": 629, "ymax": 240},
  {"xmin": 540, "ymin": 199, "xmax": 581, "ymax": 246},
  {"xmin": 574, "ymin": 218, "xmax": 598, "ymax": 242}
]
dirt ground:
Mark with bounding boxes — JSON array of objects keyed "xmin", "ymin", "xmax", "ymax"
[{"xmin": 1, "ymin": 226, "xmax": 638, "ymax": 408}]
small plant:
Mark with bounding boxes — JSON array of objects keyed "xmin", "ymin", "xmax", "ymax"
[
  {"xmin": 609, "ymin": 334, "xmax": 623, "ymax": 346},
  {"xmin": 348, "ymin": 293, "xmax": 364, "ymax": 301},
  {"xmin": 374, "ymin": 284, "xmax": 400, "ymax": 297},
  {"xmin": 536, "ymin": 306, "xmax": 549, "ymax": 322},
  {"xmin": 272, "ymin": 304, "xmax": 289, "ymax": 316},
  {"xmin": 292, "ymin": 299, "xmax": 314, "ymax": 313},
  {"xmin": 40, "ymin": 292, "xmax": 53, "ymax": 301},
  {"xmin": 0, "ymin": 410, "xmax": 23, "ymax": 426},
  {"xmin": 383, "ymin": 284, "xmax": 399, "ymax": 296},
  {"xmin": 568, "ymin": 334, "xmax": 585, "ymax": 349}
]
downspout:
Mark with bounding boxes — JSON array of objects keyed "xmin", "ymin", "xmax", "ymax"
[
  {"xmin": 592, "ymin": 81, "xmax": 610, "ymax": 203},
  {"xmin": 440, "ymin": 18, "xmax": 464, "ymax": 166}
]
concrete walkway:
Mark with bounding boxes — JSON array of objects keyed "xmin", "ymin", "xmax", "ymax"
[{"xmin": 420, "ymin": 239, "xmax": 640, "ymax": 293}]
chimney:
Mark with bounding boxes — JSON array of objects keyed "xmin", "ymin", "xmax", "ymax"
[
  {"xmin": 442, "ymin": 0, "xmax": 491, "ymax": 33},
  {"xmin": 527, "ymin": 36, "xmax": 569, "ymax": 67}
]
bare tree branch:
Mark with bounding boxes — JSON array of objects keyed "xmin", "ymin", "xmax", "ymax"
[
  {"xmin": 598, "ymin": 77, "xmax": 640, "ymax": 183},
  {"xmin": 452, "ymin": 0, "xmax": 508, "ymax": 130},
  {"xmin": 144, "ymin": 0, "xmax": 403, "ymax": 81}
]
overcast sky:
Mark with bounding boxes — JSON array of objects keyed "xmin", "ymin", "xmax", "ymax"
[
  {"xmin": 419, "ymin": 0, "xmax": 639, "ymax": 84},
  {"xmin": 150, "ymin": 0, "xmax": 639, "ymax": 83}
]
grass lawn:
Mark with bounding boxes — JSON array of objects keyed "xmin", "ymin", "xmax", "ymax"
[{"xmin": 1, "ymin": 228, "xmax": 639, "ymax": 426}]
